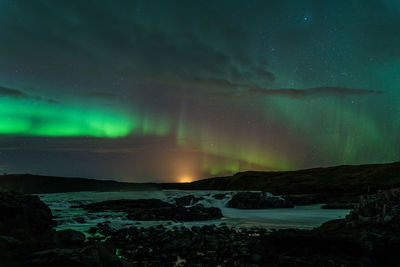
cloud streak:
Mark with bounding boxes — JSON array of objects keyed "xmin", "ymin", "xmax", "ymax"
[
  {"xmin": 0, "ymin": 86, "xmax": 60, "ymax": 103},
  {"xmin": 210, "ymin": 86, "xmax": 385, "ymax": 99},
  {"xmin": 247, "ymin": 87, "xmax": 385, "ymax": 98},
  {"xmin": 0, "ymin": 86, "xmax": 31, "ymax": 99}
]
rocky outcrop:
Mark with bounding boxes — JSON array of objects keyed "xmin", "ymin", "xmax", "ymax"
[
  {"xmin": 54, "ymin": 229, "xmax": 86, "ymax": 246},
  {"xmin": 79, "ymin": 199, "xmax": 223, "ymax": 221},
  {"xmin": 0, "ymin": 189, "xmax": 55, "ymax": 266},
  {"xmin": 346, "ymin": 188, "xmax": 400, "ymax": 228},
  {"xmin": 174, "ymin": 195, "xmax": 204, "ymax": 206},
  {"xmin": 228, "ymin": 192, "xmax": 293, "ymax": 209},
  {"xmin": 0, "ymin": 189, "xmax": 53, "ymax": 245},
  {"xmin": 164, "ymin": 162, "xmax": 400, "ymax": 204}
]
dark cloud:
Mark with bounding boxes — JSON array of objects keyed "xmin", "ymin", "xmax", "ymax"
[
  {"xmin": 210, "ymin": 86, "xmax": 385, "ymax": 99},
  {"xmin": 247, "ymin": 87, "xmax": 385, "ymax": 98},
  {"xmin": 0, "ymin": 86, "xmax": 30, "ymax": 99},
  {"xmin": 79, "ymin": 91, "xmax": 120, "ymax": 99},
  {"xmin": 0, "ymin": 86, "xmax": 59, "ymax": 104},
  {"xmin": 0, "ymin": 0, "xmax": 275, "ymax": 96}
]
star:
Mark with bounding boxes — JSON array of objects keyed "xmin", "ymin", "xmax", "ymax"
[{"xmin": 302, "ymin": 15, "xmax": 311, "ymax": 24}]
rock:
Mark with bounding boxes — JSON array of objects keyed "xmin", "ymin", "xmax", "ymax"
[
  {"xmin": 228, "ymin": 192, "xmax": 293, "ymax": 209},
  {"xmin": 98, "ymin": 223, "xmax": 113, "ymax": 235},
  {"xmin": 81, "ymin": 198, "xmax": 222, "ymax": 222},
  {"xmin": 0, "ymin": 235, "xmax": 23, "ymax": 249},
  {"xmin": 0, "ymin": 189, "xmax": 53, "ymax": 245},
  {"xmin": 174, "ymin": 195, "xmax": 204, "ymax": 206},
  {"xmin": 384, "ymin": 215, "xmax": 393, "ymax": 223},
  {"xmin": 212, "ymin": 193, "xmax": 227, "ymax": 200},
  {"xmin": 251, "ymin": 253, "xmax": 262, "ymax": 262},
  {"xmin": 87, "ymin": 227, "xmax": 98, "ymax": 234},
  {"xmin": 54, "ymin": 229, "xmax": 86, "ymax": 246},
  {"xmin": 29, "ymin": 243, "xmax": 125, "ymax": 267},
  {"xmin": 346, "ymin": 188, "xmax": 400, "ymax": 228},
  {"xmin": 321, "ymin": 203, "xmax": 355, "ymax": 209},
  {"xmin": 74, "ymin": 217, "xmax": 86, "ymax": 223}
]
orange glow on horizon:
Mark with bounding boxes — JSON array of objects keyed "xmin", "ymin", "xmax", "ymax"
[{"xmin": 177, "ymin": 175, "xmax": 194, "ymax": 183}]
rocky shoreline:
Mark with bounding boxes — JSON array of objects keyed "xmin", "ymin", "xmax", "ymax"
[{"xmin": 1, "ymin": 188, "xmax": 400, "ymax": 266}]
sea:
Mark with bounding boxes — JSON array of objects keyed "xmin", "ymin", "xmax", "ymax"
[{"xmin": 37, "ymin": 190, "xmax": 351, "ymax": 232}]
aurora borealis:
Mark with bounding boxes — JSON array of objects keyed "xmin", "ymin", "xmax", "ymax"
[{"xmin": 0, "ymin": 0, "xmax": 399, "ymax": 182}]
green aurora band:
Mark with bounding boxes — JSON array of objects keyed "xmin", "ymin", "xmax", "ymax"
[{"xmin": 0, "ymin": 97, "xmax": 170, "ymax": 138}]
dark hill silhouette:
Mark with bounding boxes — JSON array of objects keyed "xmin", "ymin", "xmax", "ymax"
[
  {"xmin": 162, "ymin": 162, "xmax": 400, "ymax": 201},
  {"xmin": 0, "ymin": 174, "xmax": 159, "ymax": 194},
  {"xmin": 1, "ymin": 162, "xmax": 399, "ymax": 201}
]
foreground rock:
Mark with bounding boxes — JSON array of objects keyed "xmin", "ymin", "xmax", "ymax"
[
  {"xmin": 228, "ymin": 192, "xmax": 293, "ymax": 209},
  {"xmin": 54, "ymin": 229, "xmax": 86, "ymax": 246},
  {"xmin": 346, "ymin": 188, "xmax": 400, "ymax": 228},
  {"xmin": 29, "ymin": 241, "xmax": 126, "ymax": 267},
  {"xmin": 79, "ymin": 199, "xmax": 223, "ymax": 221},
  {"xmin": 0, "ymin": 189, "xmax": 132, "ymax": 266},
  {"xmin": 0, "ymin": 189, "xmax": 53, "ymax": 245},
  {"xmin": 0, "ymin": 189, "xmax": 54, "ymax": 266},
  {"xmin": 84, "ymin": 219, "xmax": 400, "ymax": 266}
]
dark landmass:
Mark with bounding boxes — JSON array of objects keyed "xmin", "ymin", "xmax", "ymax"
[
  {"xmin": 0, "ymin": 174, "xmax": 159, "ymax": 194},
  {"xmin": 1, "ymin": 187, "xmax": 400, "ymax": 266},
  {"xmin": 1, "ymin": 162, "xmax": 399, "ymax": 205},
  {"xmin": 162, "ymin": 161, "xmax": 400, "ymax": 203}
]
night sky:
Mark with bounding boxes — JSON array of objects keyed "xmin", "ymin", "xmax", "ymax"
[{"xmin": 0, "ymin": 0, "xmax": 399, "ymax": 182}]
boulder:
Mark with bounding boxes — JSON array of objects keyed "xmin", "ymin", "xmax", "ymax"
[
  {"xmin": 228, "ymin": 192, "xmax": 293, "ymax": 209},
  {"xmin": 0, "ymin": 189, "xmax": 53, "ymax": 245},
  {"xmin": 54, "ymin": 229, "xmax": 86, "ymax": 246},
  {"xmin": 346, "ymin": 188, "xmax": 400, "ymax": 228}
]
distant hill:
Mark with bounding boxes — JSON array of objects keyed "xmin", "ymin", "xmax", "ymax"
[
  {"xmin": 0, "ymin": 174, "xmax": 160, "ymax": 194},
  {"xmin": 1, "ymin": 162, "xmax": 399, "ymax": 199},
  {"xmin": 162, "ymin": 162, "xmax": 400, "ymax": 201}
]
